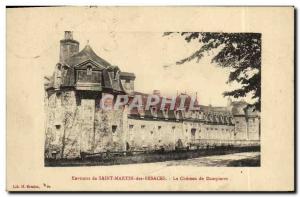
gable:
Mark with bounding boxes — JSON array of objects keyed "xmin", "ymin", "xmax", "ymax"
[{"xmin": 74, "ymin": 59, "xmax": 105, "ymax": 71}]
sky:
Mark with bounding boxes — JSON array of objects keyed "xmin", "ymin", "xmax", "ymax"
[{"xmin": 7, "ymin": 7, "xmax": 252, "ymax": 106}]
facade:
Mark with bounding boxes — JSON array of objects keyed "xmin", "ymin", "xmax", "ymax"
[{"xmin": 44, "ymin": 32, "xmax": 260, "ymax": 159}]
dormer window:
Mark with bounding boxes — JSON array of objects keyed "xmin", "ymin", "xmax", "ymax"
[
  {"xmin": 109, "ymin": 71, "xmax": 115, "ymax": 79},
  {"xmin": 124, "ymin": 79, "xmax": 131, "ymax": 90},
  {"xmin": 87, "ymin": 66, "xmax": 92, "ymax": 76},
  {"xmin": 62, "ymin": 64, "xmax": 69, "ymax": 77},
  {"xmin": 114, "ymin": 70, "xmax": 120, "ymax": 80}
]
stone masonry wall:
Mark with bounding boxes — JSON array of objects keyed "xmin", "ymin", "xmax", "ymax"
[
  {"xmin": 45, "ymin": 90, "xmax": 126, "ymax": 159},
  {"xmin": 45, "ymin": 90, "xmax": 260, "ymax": 159},
  {"xmin": 45, "ymin": 90, "xmax": 80, "ymax": 159},
  {"xmin": 247, "ymin": 117, "xmax": 260, "ymax": 140},
  {"xmin": 234, "ymin": 116, "xmax": 248, "ymax": 140}
]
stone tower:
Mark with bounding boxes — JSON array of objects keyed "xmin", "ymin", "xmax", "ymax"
[{"xmin": 44, "ymin": 32, "xmax": 135, "ymax": 159}]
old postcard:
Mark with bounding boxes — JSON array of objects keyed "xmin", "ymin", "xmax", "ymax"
[{"xmin": 6, "ymin": 6, "xmax": 294, "ymax": 191}]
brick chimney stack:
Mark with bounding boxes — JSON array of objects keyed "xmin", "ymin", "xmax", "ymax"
[{"xmin": 59, "ymin": 31, "xmax": 79, "ymax": 63}]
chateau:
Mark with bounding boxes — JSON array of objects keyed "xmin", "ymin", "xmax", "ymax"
[{"xmin": 44, "ymin": 32, "xmax": 260, "ymax": 159}]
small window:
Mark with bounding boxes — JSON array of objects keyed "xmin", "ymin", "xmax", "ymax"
[
  {"xmin": 150, "ymin": 131, "xmax": 154, "ymax": 135},
  {"xmin": 55, "ymin": 125, "xmax": 61, "ymax": 129},
  {"xmin": 63, "ymin": 65, "xmax": 68, "ymax": 76},
  {"xmin": 114, "ymin": 70, "xmax": 119, "ymax": 80},
  {"xmin": 141, "ymin": 125, "xmax": 145, "ymax": 129},
  {"xmin": 87, "ymin": 66, "xmax": 92, "ymax": 75},
  {"xmin": 158, "ymin": 126, "xmax": 161, "ymax": 129},
  {"xmin": 57, "ymin": 63, "xmax": 62, "ymax": 70},
  {"xmin": 129, "ymin": 125, "xmax": 134, "ymax": 129},
  {"xmin": 112, "ymin": 125, "xmax": 117, "ymax": 133}
]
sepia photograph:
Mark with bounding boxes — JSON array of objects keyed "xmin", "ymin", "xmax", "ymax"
[
  {"xmin": 44, "ymin": 31, "xmax": 261, "ymax": 167},
  {"xmin": 6, "ymin": 6, "xmax": 294, "ymax": 192}
]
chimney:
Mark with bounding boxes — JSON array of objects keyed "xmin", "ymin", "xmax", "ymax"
[
  {"xmin": 64, "ymin": 31, "xmax": 73, "ymax": 40},
  {"xmin": 59, "ymin": 31, "xmax": 79, "ymax": 63}
]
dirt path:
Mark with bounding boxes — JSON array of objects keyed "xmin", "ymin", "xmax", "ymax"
[{"xmin": 164, "ymin": 152, "xmax": 260, "ymax": 167}]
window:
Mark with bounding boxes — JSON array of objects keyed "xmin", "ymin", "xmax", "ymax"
[
  {"xmin": 63, "ymin": 65, "xmax": 68, "ymax": 77},
  {"xmin": 87, "ymin": 66, "xmax": 92, "ymax": 76},
  {"xmin": 158, "ymin": 126, "xmax": 161, "ymax": 129},
  {"xmin": 124, "ymin": 80, "xmax": 131, "ymax": 90},
  {"xmin": 129, "ymin": 125, "xmax": 134, "ymax": 129},
  {"xmin": 112, "ymin": 125, "xmax": 117, "ymax": 133},
  {"xmin": 150, "ymin": 131, "xmax": 154, "ymax": 135},
  {"xmin": 141, "ymin": 125, "xmax": 145, "ymax": 129},
  {"xmin": 114, "ymin": 71, "xmax": 119, "ymax": 80}
]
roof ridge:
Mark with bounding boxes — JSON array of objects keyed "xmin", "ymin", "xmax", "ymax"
[{"xmin": 64, "ymin": 44, "xmax": 112, "ymax": 68}]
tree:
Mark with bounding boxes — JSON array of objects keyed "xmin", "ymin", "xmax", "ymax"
[{"xmin": 163, "ymin": 32, "xmax": 261, "ymax": 111}]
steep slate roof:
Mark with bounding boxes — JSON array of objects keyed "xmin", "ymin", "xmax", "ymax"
[
  {"xmin": 58, "ymin": 44, "xmax": 129, "ymax": 93},
  {"xmin": 65, "ymin": 45, "xmax": 112, "ymax": 68},
  {"xmin": 127, "ymin": 91, "xmax": 234, "ymax": 124},
  {"xmin": 120, "ymin": 72, "xmax": 136, "ymax": 80}
]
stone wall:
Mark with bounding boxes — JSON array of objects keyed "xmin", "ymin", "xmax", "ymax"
[
  {"xmin": 234, "ymin": 116, "xmax": 248, "ymax": 140},
  {"xmin": 197, "ymin": 123, "xmax": 235, "ymax": 141},
  {"xmin": 45, "ymin": 90, "xmax": 80, "ymax": 159},
  {"xmin": 126, "ymin": 118, "xmax": 237, "ymax": 150},
  {"xmin": 45, "ymin": 90, "xmax": 260, "ymax": 159},
  {"xmin": 45, "ymin": 90, "xmax": 126, "ymax": 159},
  {"xmin": 247, "ymin": 117, "xmax": 260, "ymax": 140},
  {"xmin": 93, "ymin": 106, "xmax": 125, "ymax": 153},
  {"xmin": 126, "ymin": 118, "xmax": 184, "ymax": 151}
]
